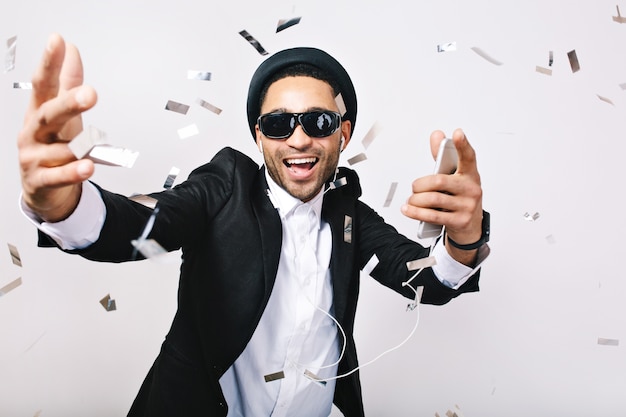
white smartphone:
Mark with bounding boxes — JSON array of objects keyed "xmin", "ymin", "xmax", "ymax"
[{"xmin": 416, "ymin": 138, "xmax": 459, "ymax": 239}]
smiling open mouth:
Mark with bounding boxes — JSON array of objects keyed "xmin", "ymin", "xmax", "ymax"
[{"xmin": 284, "ymin": 157, "xmax": 318, "ymax": 172}]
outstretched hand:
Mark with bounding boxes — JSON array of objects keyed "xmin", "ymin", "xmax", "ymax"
[
  {"xmin": 18, "ymin": 33, "xmax": 98, "ymax": 222},
  {"xmin": 401, "ymin": 128, "xmax": 484, "ymax": 265}
]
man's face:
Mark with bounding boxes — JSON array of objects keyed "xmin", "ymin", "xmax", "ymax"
[{"xmin": 255, "ymin": 76, "xmax": 351, "ymax": 202}]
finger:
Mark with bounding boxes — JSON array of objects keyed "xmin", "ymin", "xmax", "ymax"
[
  {"xmin": 26, "ymin": 159, "xmax": 94, "ymax": 191},
  {"xmin": 402, "ymin": 202, "xmax": 453, "ymax": 224},
  {"xmin": 451, "ymin": 128, "xmax": 479, "ymax": 178},
  {"xmin": 23, "ymin": 85, "xmax": 97, "ymax": 144},
  {"xmin": 59, "ymin": 42, "xmax": 84, "ymax": 91},
  {"xmin": 429, "ymin": 130, "xmax": 446, "ymax": 160},
  {"xmin": 19, "ymin": 141, "xmax": 80, "ymax": 169},
  {"xmin": 409, "ymin": 174, "xmax": 482, "ymax": 213},
  {"xmin": 29, "ymin": 33, "xmax": 65, "ymax": 111},
  {"xmin": 402, "ymin": 191, "xmax": 477, "ymax": 226}
]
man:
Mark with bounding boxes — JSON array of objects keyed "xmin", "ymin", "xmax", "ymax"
[{"xmin": 18, "ymin": 33, "xmax": 489, "ymax": 416}]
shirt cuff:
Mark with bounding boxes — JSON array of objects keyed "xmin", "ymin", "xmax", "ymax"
[
  {"xmin": 19, "ymin": 181, "xmax": 107, "ymax": 250},
  {"xmin": 431, "ymin": 238, "xmax": 490, "ymax": 290}
]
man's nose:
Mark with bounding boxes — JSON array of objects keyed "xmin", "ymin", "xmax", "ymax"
[{"xmin": 285, "ymin": 124, "xmax": 313, "ymax": 149}]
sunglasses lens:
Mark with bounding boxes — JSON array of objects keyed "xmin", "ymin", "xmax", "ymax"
[
  {"xmin": 300, "ymin": 111, "xmax": 340, "ymax": 138},
  {"xmin": 260, "ymin": 114, "xmax": 296, "ymax": 138}
]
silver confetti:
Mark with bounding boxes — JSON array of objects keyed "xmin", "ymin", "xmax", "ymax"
[
  {"xmin": 470, "ymin": 46, "xmax": 503, "ymax": 66},
  {"xmin": 613, "ymin": 5, "xmax": 626, "ymax": 23},
  {"xmin": 131, "ymin": 207, "xmax": 167, "ymax": 259},
  {"xmin": 523, "ymin": 212, "xmax": 540, "ymax": 221},
  {"xmin": 347, "ymin": 153, "xmax": 367, "ymax": 166},
  {"xmin": 67, "ymin": 126, "xmax": 137, "ymax": 167},
  {"xmin": 13, "ymin": 82, "xmax": 32, "ymax": 89},
  {"xmin": 335, "ymin": 93, "xmax": 347, "ymax": 117},
  {"xmin": 187, "ymin": 70, "xmax": 211, "ymax": 81},
  {"xmin": 197, "ymin": 98, "xmax": 222, "ymax": 115},
  {"xmin": 597, "ymin": 337, "xmax": 619, "ymax": 346},
  {"xmin": 362, "ymin": 254, "xmax": 379, "ymax": 276},
  {"xmin": 69, "ymin": 125, "xmax": 107, "ymax": 159},
  {"xmin": 303, "ymin": 369, "xmax": 327, "ymax": 386},
  {"xmin": 328, "ymin": 177, "xmax": 347, "ymax": 190},
  {"xmin": 535, "ymin": 66, "xmax": 553, "ymax": 76},
  {"xmin": 165, "ymin": 100, "xmax": 190, "ymax": 115},
  {"xmin": 178, "ymin": 123, "xmax": 199, "ymax": 139},
  {"xmin": 546, "ymin": 234, "xmax": 557, "ymax": 245},
  {"xmin": 567, "ymin": 49, "xmax": 580, "ymax": 73},
  {"xmin": 88, "ymin": 145, "xmax": 139, "ymax": 168},
  {"xmin": 131, "ymin": 238, "xmax": 167, "ymax": 259},
  {"xmin": 344, "ymin": 215, "xmax": 352, "ymax": 243},
  {"xmin": 620, "ymin": 83, "xmax": 626, "ymax": 90},
  {"xmin": 597, "ymin": 94, "xmax": 615, "ymax": 106},
  {"xmin": 0, "ymin": 277, "xmax": 22, "ymax": 297},
  {"xmin": 99, "ymin": 294, "xmax": 117, "ymax": 312},
  {"xmin": 8, "ymin": 243, "xmax": 22, "ymax": 267},
  {"xmin": 406, "ymin": 256, "xmax": 437, "ymax": 271},
  {"xmin": 129, "ymin": 194, "xmax": 158, "ymax": 209},
  {"xmin": 239, "ymin": 30, "xmax": 269, "ymax": 55},
  {"xmin": 549, "ymin": 50, "xmax": 554, "ymax": 66},
  {"xmin": 383, "ymin": 182, "xmax": 398, "ymax": 207},
  {"xmin": 276, "ymin": 16, "xmax": 302, "ymax": 33},
  {"xmin": 361, "ymin": 121, "xmax": 381, "ymax": 150},
  {"xmin": 4, "ymin": 35, "xmax": 17, "ymax": 73},
  {"xmin": 437, "ymin": 42, "xmax": 456, "ymax": 52},
  {"xmin": 264, "ymin": 371, "xmax": 285, "ymax": 382},
  {"xmin": 163, "ymin": 167, "xmax": 180, "ymax": 189}
]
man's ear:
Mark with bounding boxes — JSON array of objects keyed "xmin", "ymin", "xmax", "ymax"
[
  {"xmin": 255, "ymin": 125, "xmax": 263, "ymax": 154},
  {"xmin": 340, "ymin": 120, "xmax": 352, "ymax": 152}
]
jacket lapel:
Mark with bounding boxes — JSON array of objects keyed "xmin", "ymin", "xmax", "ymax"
[
  {"xmin": 251, "ymin": 168, "xmax": 283, "ymax": 298},
  {"xmin": 322, "ymin": 188, "xmax": 356, "ymax": 326}
]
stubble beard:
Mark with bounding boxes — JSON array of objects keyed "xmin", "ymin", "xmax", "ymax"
[{"xmin": 265, "ymin": 148, "xmax": 340, "ymax": 202}]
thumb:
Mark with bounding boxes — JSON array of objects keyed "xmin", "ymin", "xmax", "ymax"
[{"xmin": 451, "ymin": 128, "xmax": 478, "ymax": 176}]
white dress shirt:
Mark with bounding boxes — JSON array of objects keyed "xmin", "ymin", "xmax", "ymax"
[{"xmin": 220, "ymin": 172, "xmax": 339, "ymax": 417}]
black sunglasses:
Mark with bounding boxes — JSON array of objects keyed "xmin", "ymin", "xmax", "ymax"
[{"xmin": 257, "ymin": 111, "xmax": 342, "ymax": 139}]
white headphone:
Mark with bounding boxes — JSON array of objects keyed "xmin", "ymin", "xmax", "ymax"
[
  {"xmin": 340, "ymin": 137, "xmax": 345, "ymax": 152},
  {"xmin": 258, "ymin": 140, "xmax": 263, "ymax": 154}
]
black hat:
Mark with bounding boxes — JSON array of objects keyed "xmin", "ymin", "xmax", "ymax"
[{"xmin": 246, "ymin": 47, "xmax": 357, "ymax": 141}]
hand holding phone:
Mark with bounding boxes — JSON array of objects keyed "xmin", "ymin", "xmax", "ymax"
[{"xmin": 416, "ymin": 138, "xmax": 459, "ymax": 239}]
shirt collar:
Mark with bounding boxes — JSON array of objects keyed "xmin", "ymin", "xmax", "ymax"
[{"xmin": 264, "ymin": 169, "xmax": 324, "ymax": 226}]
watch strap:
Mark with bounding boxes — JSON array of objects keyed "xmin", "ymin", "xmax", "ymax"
[{"xmin": 446, "ymin": 210, "xmax": 490, "ymax": 251}]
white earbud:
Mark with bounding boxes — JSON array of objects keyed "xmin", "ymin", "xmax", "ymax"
[
  {"xmin": 340, "ymin": 137, "xmax": 345, "ymax": 152},
  {"xmin": 258, "ymin": 140, "xmax": 263, "ymax": 154}
]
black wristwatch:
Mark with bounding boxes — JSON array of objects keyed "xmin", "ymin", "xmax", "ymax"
[{"xmin": 445, "ymin": 210, "xmax": 490, "ymax": 251}]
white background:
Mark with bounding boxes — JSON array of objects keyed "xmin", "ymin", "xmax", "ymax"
[{"xmin": 1, "ymin": 1, "xmax": 626, "ymax": 416}]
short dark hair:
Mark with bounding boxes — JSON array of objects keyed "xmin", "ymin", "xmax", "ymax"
[{"xmin": 258, "ymin": 63, "xmax": 341, "ymax": 111}]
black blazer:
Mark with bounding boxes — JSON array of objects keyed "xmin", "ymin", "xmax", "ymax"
[{"xmin": 39, "ymin": 147, "xmax": 480, "ymax": 416}]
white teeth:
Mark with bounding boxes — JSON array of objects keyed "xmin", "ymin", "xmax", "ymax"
[{"xmin": 286, "ymin": 157, "xmax": 316, "ymax": 165}]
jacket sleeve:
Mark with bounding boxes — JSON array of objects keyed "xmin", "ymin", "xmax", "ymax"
[
  {"xmin": 46, "ymin": 147, "xmax": 252, "ymax": 263},
  {"xmin": 355, "ymin": 196, "xmax": 480, "ymax": 306}
]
